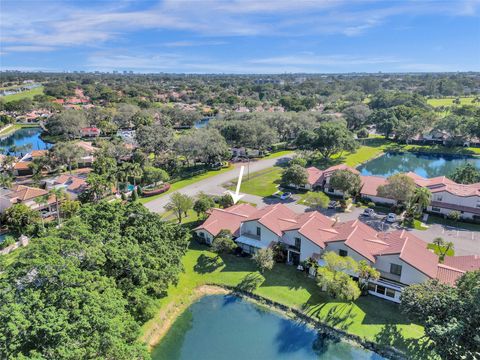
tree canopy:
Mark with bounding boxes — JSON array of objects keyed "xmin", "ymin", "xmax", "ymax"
[{"xmin": 0, "ymin": 201, "xmax": 190, "ymax": 359}]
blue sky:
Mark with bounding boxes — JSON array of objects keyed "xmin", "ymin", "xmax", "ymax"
[{"xmin": 1, "ymin": 0, "xmax": 479, "ymax": 73}]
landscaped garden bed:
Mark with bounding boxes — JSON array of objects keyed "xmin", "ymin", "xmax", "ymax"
[{"xmin": 142, "ymin": 183, "xmax": 171, "ymax": 197}]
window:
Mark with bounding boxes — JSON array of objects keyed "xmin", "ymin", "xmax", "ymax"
[
  {"xmin": 390, "ymin": 263, "xmax": 402, "ymax": 276},
  {"xmin": 435, "ymin": 195, "xmax": 443, "ymax": 202},
  {"xmin": 376, "ymin": 285, "xmax": 386, "ymax": 296},
  {"xmin": 339, "ymin": 249, "xmax": 348, "ymax": 257},
  {"xmin": 431, "ymin": 207, "xmax": 441, "ymax": 212},
  {"xmin": 294, "ymin": 237, "xmax": 301, "ymax": 250},
  {"xmin": 368, "ymin": 282, "xmax": 376, "ymax": 292},
  {"xmin": 256, "ymin": 227, "xmax": 261, "ymax": 236},
  {"xmin": 199, "ymin": 232, "xmax": 205, "ymax": 238},
  {"xmin": 385, "ymin": 288, "xmax": 396, "ymax": 298}
]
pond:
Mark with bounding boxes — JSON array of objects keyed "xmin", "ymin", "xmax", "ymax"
[
  {"xmin": 0, "ymin": 127, "xmax": 51, "ymax": 156},
  {"xmin": 152, "ymin": 295, "xmax": 385, "ymax": 360},
  {"xmin": 357, "ymin": 152, "xmax": 480, "ymax": 178}
]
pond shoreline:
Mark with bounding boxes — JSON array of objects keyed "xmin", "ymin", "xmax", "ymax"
[{"xmin": 145, "ymin": 284, "xmax": 406, "ymax": 360}]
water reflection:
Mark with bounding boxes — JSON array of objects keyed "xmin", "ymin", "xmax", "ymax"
[{"xmin": 358, "ymin": 152, "xmax": 480, "ymax": 178}]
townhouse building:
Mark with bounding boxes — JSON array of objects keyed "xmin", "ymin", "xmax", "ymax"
[
  {"xmin": 303, "ymin": 165, "xmax": 480, "ymax": 221},
  {"xmin": 195, "ymin": 203, "xmax": 479, "ymax": 303}
]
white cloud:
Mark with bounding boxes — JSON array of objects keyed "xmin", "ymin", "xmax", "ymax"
[{"xmin": 1, "ymin": 0, "xmax": 478, "ymax": 50}]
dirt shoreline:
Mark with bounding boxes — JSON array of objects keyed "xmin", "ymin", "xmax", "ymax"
[{"xmin": 142, "ymin": 285, "xmax": 230, "ymax": 350}]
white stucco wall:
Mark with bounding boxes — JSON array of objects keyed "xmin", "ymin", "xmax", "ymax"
[
  {"xmin": 241, "ymin": 220, "xmax": 281, "ymax": 248},
  {"xmin": 374, "ymin": 254, "xmax": 430, "ymax": 285},
  {"xmin": 361, "ymin": 195, "xmax": 396, "ymax": 205},
  {"xmin": 324, "ymin": 241, "xmax": 371, "ymax": 264},
  {"xmin": 195, "ymin": 230, "xmax": 214, "ymax": 244}
]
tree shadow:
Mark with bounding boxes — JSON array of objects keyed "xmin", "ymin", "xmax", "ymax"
[
  {"xmin": 354, "ymin": 296, "xmax": 411, "ymax": 325},
  {"xmin": 236, "ymin": 272, "xmax": 265, "ymax": 292},
  {"xmin": 374, "ymin": 324, "xmax": 436, "ymax": 360},
  {"xmin": 193, "ymin": 254, "xmax": 222, "ymax": 274}
]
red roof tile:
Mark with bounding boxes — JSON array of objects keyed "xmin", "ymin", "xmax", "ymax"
[
  {"xmin": 194, "ymin": 204, "xmax": 256, "ymax": 237},
  {"xmin": 436, "ymin": 264, "xmax": 465, "ymax": 286},
  {"xmin": 443, "ymin": 255, "xmax": 480, "ymax": 272},
  {"xmin": 306, "ymin": 167, "xmax": 323, "ymax": 186}
]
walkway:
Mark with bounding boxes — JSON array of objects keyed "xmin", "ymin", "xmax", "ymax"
[{"xmin": 144, "ymin": 155, "xmax": 292, "ymax": 213}]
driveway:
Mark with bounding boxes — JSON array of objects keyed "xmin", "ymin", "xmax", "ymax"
[{"xmin": 144, "ymin": 155, "xmax": 292, "ymax": 213}]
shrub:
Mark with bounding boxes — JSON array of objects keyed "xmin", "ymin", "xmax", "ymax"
[
  {"xmin": 0, "ymin": 235, "xmax": 15, "ymax": 250},
  {"xmin": 357, "ymin": 128, "xmax": 369, "ymax": 138},
  {"xmin": 211, "ymin": 236, "xmax": 237, "ymax": 254}
]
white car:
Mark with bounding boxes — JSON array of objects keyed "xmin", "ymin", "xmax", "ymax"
[
  {"xmin": 362, "ymin": 208, "xmax": 376, "ymax": 218},
  {"xmin": 280, "ymin": 192, "xmax": 292, "ymax": 200},
  {"xmin": 386, "ymin": 213, "xmax": 397, "ymax": 223}
]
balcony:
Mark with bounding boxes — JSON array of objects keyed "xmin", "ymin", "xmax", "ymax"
[
  {"xmin": 240, "ymin": 232, "xmax": 260, "ymax": 240},
  {"xmin": 378, "ymin": 270, "xmax": 401, "ymax": 283}
]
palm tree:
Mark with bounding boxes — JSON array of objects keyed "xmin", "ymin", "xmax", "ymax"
[
  {"xmin": 49, "ymin": 188, "xmax": 65, "ymax": 225},
  {"xmin": 432, "ymin": 237, "xmax": 454, "ymax": 262},
  {"xmin": 33, "ymin": 194, "xmax": 49, "ymax": 231},
  {"xmin": 125, "ymin": 162, "xmax": 143, "ymax": 187},
  {"xmin": 412, "ymin": 187, "xmax": 431, "ymax": 215}
]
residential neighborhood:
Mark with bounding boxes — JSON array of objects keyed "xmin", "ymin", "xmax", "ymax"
[{"xmin": 1, "ymin": 1, "xmax": 480, "ymax": 358}]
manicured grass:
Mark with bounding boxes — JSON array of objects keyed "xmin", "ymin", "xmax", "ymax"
[
  {"xmin": 262, "ymin": 150, "xmax": 294, "ymax": 159},
  {"xmin": 141, "ymin": 242, "xmax": 428, "ymax": 357},
  {"xmin": 427, "ymin": 97, "xmax": 479, "ymax": 107},
  {"xmin": 427, "ymin": 243, "xmax": 455, "ymax": 257},
  {"xmin": 0, "ymin": 123, "xmax": 39, "ymax": 136},
  {"xmin": 426, "ymin": 214, "xmax": 480, "ymax": 232},
  {"xmin": 2, "ymin": 86, "xmax": 44, "ymax": 102},
  {"xmin": 403, "ymin": 219, "xmax": 429, "ymax": 231},
  {"xmin": 139, "ymin": 165, "xmax": 234, "ymax": 204},
  {"xmin": 228, "ymin": 167, "xmax": 283, "ymax": 197}
]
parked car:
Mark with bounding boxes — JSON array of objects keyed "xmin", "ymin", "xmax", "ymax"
[
  {"xmin": 386, "ymin": 213, "xmax": 397, "ymax": 223},
  {"xmin": 362, "ymin": 208, "xmax": 376, "ymax": 217},
  {"xmin": 280, "ymin": 192, "xmax": 292, "ymax": 200},
  {"xmin": 328, "ymin": 200, "xmax": 339, "ymax": 209}
]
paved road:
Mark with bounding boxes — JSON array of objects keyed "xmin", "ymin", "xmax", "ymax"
[
  {"xmin": 145, "ymin": 155, "xmax": 479, "ymax": 255},
  {"xmin": 144, "ymin": 155, "xmax": 292, "ymax": 213}
]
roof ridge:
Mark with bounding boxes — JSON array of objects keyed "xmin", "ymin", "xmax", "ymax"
[{"xmin": 437, "ymin": 263, "xmax": 465, "ymax": 272}]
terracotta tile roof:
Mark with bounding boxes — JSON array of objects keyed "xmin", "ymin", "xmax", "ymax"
[
  {"xmin": 323, "ymin": 164, "xmax": 359, "ymax": 176},
  {"xmin": 54, "ymin": 174, "xmax": 88, "ymax": 192},
  {"xmin": 14, "ymin": 162, "xmax": 32, "ymax": 170},
  {"xmin": 306, "ymin": 167, "xmax": 323, "ymax": 186},
  {"xmin": 443, "ymin": 255, "xmax": 480, "ymax": 272},
  {"xmin": 194, "ymin": 204, "xmax": 257, "ymax": 237},
  {"xmin": 429, "ymin": 182, "xmax": 480, "ymax": 197},
  {"xmin": 246, "ymin": 204, "xmax": 299, "ymax": 236},
  {"xmin": 8, "ymin": 184, "xmax": 48, "ymax": 201},
  {"xmin": 31, "ymin": 150, "xmax": 48, "ymax": 158},
  {"xmin": 360, "ymin": 175, "xmax": 388, "ymax": 197},
  {"xmin": 75, "ymin": 141, "xmax": 98, "ymax": 154},
  {"xmin": 430, "ymin": 201, "xmax": 480, "ymax": 215},
  {"xmin": 376, "ymin": 230, "xmax": 439, "ymax": 278},
  {"xmin": 436, "ymin": 264, "xmax": 465, "ymax": 286}
]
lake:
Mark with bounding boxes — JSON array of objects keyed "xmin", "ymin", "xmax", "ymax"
[
  {"xmin": 357, "ymin": 152, "xmax": 480, "ymax": 178},
  {"xmin": 0, "ymin": 127, "xmax": 51, "ymax": 156},
  {"xmin": 152, "ymin": 295, "xmax": 384, "ymax": 360}
]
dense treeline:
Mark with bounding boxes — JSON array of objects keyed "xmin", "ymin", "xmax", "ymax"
[{"xmin": 0, "ymin": 201, "xmax": 190, "ymax": 359}]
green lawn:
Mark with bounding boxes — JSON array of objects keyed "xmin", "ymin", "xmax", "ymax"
[
  {"xmin": 427, "ymin": 97, "xmax": 479, "ymax": 107},
  {"xmin": 0, "ymin": 123, "xmax": 39, "ymax": 136},
  {"xmin": 139, "ymin": 165, "xmax": 234, "ymax": 204},
  {"xmin": 141, "ymin": 242, "xmax": 429, "ymax": 357},
  {"xmin": 262, "ymin": 150, "xmax": 294, "ymax": 159},
  {"xmin": 2, "ymin": 86, "xmax": 44, "ymax": 102},
  {"xmin": 426, "ymin": 214, "xmax": 480, "ymax": 232},
  {"xmin": 228, "ymin": 166, "xmax": 283, "ymax": 197}
]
